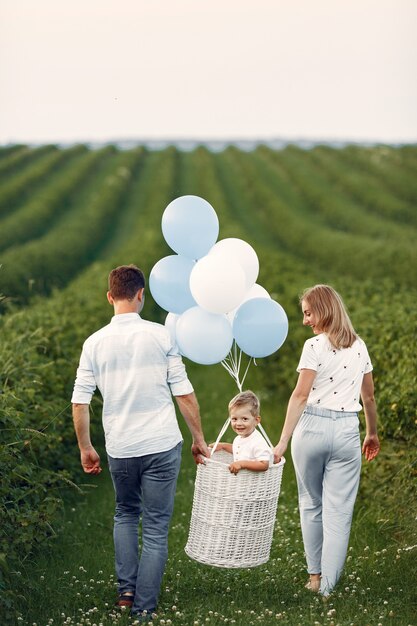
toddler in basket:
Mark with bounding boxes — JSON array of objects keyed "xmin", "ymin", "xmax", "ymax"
[{"xmin": 211, "ymin": 390, "xmax": 272, "ymax": 474}]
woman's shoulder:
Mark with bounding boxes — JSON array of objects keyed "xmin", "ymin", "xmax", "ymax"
[
  {"xmin": 351, "ymin": 335, "xmax": 369, "ymax": 350},
  {"xmin": 302, "ymin": 333, "xmax": 328, "ymax": 350}
]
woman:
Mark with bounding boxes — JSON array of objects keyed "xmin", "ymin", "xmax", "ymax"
[{"xmin": 273, "ymin": 284, "xmax": 380, "ymax": 597}]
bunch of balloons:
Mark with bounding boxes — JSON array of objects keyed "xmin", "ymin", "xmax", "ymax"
[{"xmin": 149, "ymin": 195, "xmax": 288, "ymax": 387}]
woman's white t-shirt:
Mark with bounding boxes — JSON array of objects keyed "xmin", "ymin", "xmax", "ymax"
[{"xmin": 297, "ymin": 333, "xmax": 373, "ymax": 412}]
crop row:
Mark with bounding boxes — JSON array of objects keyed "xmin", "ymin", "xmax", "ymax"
[
  {"xmin": 302, "ymin": 145, "xmax": 417, "ymax": 226},
  {"xmin": 0, "ymin": 145, "xmax": 58, "ymax": 180},
  {"xmin": 215, "ymin": 147, "xmax": 417, "ymax": 287},
  {"xmin": 0, "ymin": 145, "xmax": 88, "ymax": 217},
  {"xmin": 326, "ymin": 145, "xmax": 417, "ymax": 208},
  {"xmin": 0, "ymin": 148, "xmax": 147, "ymax": 305},
  {"xmin": 0, "ymin": 144, "xmax": 25, "ymax": 160},
  {"xmin": 261, "ymin": 145, "xmax": 416, "ymax": 236},
  {"xmin": 0, "ymin": 147, "xmax": 116, "ymax": 253}
]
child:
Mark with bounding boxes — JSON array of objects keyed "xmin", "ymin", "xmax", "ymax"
[{"xmin": 212, "ymin": 390, "xmax": 271, "ymax": 474}]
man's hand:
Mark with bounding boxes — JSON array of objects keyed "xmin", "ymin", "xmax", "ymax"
[
  {"xmin": 73, "ymin": 403, "xmax": 101, "ymax": 473},
  {"xmin": 80, "ymin": 446, "xmax": 102, "ymax": 474},
  {"xmin": 191, "ymin": 441, "xmax": 210, "ymax": 465}
]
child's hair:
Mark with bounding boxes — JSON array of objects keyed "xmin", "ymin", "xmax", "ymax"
[
  {"xmin": 300, "ymin": 284, "xmax": 357, "ymax": 349},
  {"xmin": 228, "ymin": 390, "xmax": 260, "ymax": 417}
]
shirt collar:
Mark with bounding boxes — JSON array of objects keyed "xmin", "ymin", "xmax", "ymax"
[{"xmin": 110, "ymin": 313, "xmax": 141, "ymax": 324}]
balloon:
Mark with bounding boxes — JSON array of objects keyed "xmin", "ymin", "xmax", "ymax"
[
  {"xmin": 227, "ymin": 283, "xmax": 271, "ymax": 324},
  {"xmin": 162, "ymin": 195, "xmax": 219, "ymax": 259},
  {"xmin": 165, "ymin": 312, "xmax": 180, "ymax": 346},
  {"xmin": 209, "ymin": 238, "xmax": 259, "ymax": 289},
  {"xmin": 176, "ymin": 307, "xmax": 233, "ymax": 365},
  {"xmin": 189, "ymin": 254, "xmax": 247, "ymax": 314},
  {"xmin": 149, "ymin": 255, "xmax": 197, "ymax": 314},
  {"xmin": 233, "ymin": 298, "xmax": 289, "ymax": 358}
]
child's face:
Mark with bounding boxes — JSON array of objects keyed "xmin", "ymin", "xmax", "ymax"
[{"xmin": 230, "ymin": 403, "xmax": 260, "ymax": 437}]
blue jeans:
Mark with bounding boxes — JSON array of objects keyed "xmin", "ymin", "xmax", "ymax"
[{"xmin": 107, "ymin": 442, "xmax": 182, "ymax": 613}]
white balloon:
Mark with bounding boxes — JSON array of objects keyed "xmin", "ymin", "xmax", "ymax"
[
  {"xmin": 209, "ymin": 238, "xmax": 259, "ymax": 290},
  {"xmin": 189, "ymin": 254, "xmax": 247, "ymax": 314},
  {"xmin": 227, "ymin": 283, "xmax": 271, "ymax": 324}
]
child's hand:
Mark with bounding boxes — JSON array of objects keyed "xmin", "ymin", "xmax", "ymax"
[
  {"xmin": 209, "ymin": 442, "xmax": 222, "ymax": 451},
  {"xmin": 229, "ymin": 461, "xmax": 243, "ymax": 474}
]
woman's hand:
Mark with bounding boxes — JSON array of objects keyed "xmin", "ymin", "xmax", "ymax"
[
  {"xmin": 362, "ymin": 434, "xmax": 380, "ymax": 461},
  {"xmin": 273, "ymin": 440, "xmax": 288, "ymax": 464}
]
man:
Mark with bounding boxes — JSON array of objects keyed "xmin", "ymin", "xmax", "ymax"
[{"xmin": 72, "ymin": 264, "xmax": 209, "ymax": 622}]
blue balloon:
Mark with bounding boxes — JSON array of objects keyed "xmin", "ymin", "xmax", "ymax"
[
  {"xmin": 149, "ymin": 255, "xmax": 197, "ymax": 314},
  {"xmin": 162, "ymin": 195, "xmax": 219, "ymax": 259},
  {"xmin": 176, "ymin": 306, "xmax": 233, "ymax": 365},
  {"xmin": 232, "ymin": 298, "xmax": 289, "ymax": 358}
]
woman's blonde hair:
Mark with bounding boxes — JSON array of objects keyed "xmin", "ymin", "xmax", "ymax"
[{"xmin": 300, "ymin": 284, "xmax": 357, "ymax": 349}]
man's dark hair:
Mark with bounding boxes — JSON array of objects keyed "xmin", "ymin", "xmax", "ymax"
[{"xmin": 108, "ymin": 265, "xmax": 146, "ymax": 301}]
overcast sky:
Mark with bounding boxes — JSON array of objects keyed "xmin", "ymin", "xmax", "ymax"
[{"xmin": 1, "ymin": 0, "xmax": 416, "ymax": 144}]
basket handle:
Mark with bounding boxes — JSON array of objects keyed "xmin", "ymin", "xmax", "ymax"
[
  {"xmin": 210, "ymin": 417, "xmax": 231, "ymax": 456},
  {"xmin": 257, "ymin": 422, "xmax": 274, "ymax": 449},
  {"xmin": 210, "ymin": 417, "xmax": 274, "ymax": 456}
]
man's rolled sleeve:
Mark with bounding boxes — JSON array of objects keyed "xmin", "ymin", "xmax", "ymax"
[
  {"xmin": 167, "ymin": 343, "xmax": 194, "ymax": 396},
  {"xmin": 71, "ymin": 347, "xmax": 96, "ymax": 404}
]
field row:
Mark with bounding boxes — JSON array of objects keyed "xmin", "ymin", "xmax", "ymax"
[{"xmin": 1, "ymin": 145, "xmax": 416, "ymax": 307}]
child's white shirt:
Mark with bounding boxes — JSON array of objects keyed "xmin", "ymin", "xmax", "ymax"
[{"xmin": 232, "ymin": 429, "xmax": 272, "ymax": 465}]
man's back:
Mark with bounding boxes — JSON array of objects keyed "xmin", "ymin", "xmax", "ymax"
[{"xmin": 72, "ymin": 312, "xmax": 193, "ymax": 458}]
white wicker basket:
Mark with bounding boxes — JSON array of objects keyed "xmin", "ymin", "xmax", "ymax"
[{"xmin": 185, "ymin": 422, "xmax": 285, "ymax": 568}]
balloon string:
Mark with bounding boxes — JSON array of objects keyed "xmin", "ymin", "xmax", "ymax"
[
  {"xmin": 240, "ymin": 356, "xmax": 253, "ymax": 389},
  {"xmin": 221, "ymin": 343, "xmax": 253, "ymax": 392}
]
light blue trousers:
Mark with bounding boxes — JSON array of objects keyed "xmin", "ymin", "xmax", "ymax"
[{"xmin": 291, "ymin": 405, "xmax": 361, "ymax": 596}]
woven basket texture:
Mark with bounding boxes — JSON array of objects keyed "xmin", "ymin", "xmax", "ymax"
[{"xmin": 185, "ymin": 450, "xmax": 285, "ymax": 568}]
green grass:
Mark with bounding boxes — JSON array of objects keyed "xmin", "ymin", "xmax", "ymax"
[
  {"xmin": 2, "ymin": 144, "xmax": 416, "ymax": 625},
  {"xmin": 14, "ymin": 364, "xmax": 417, "ymax": 626}
]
